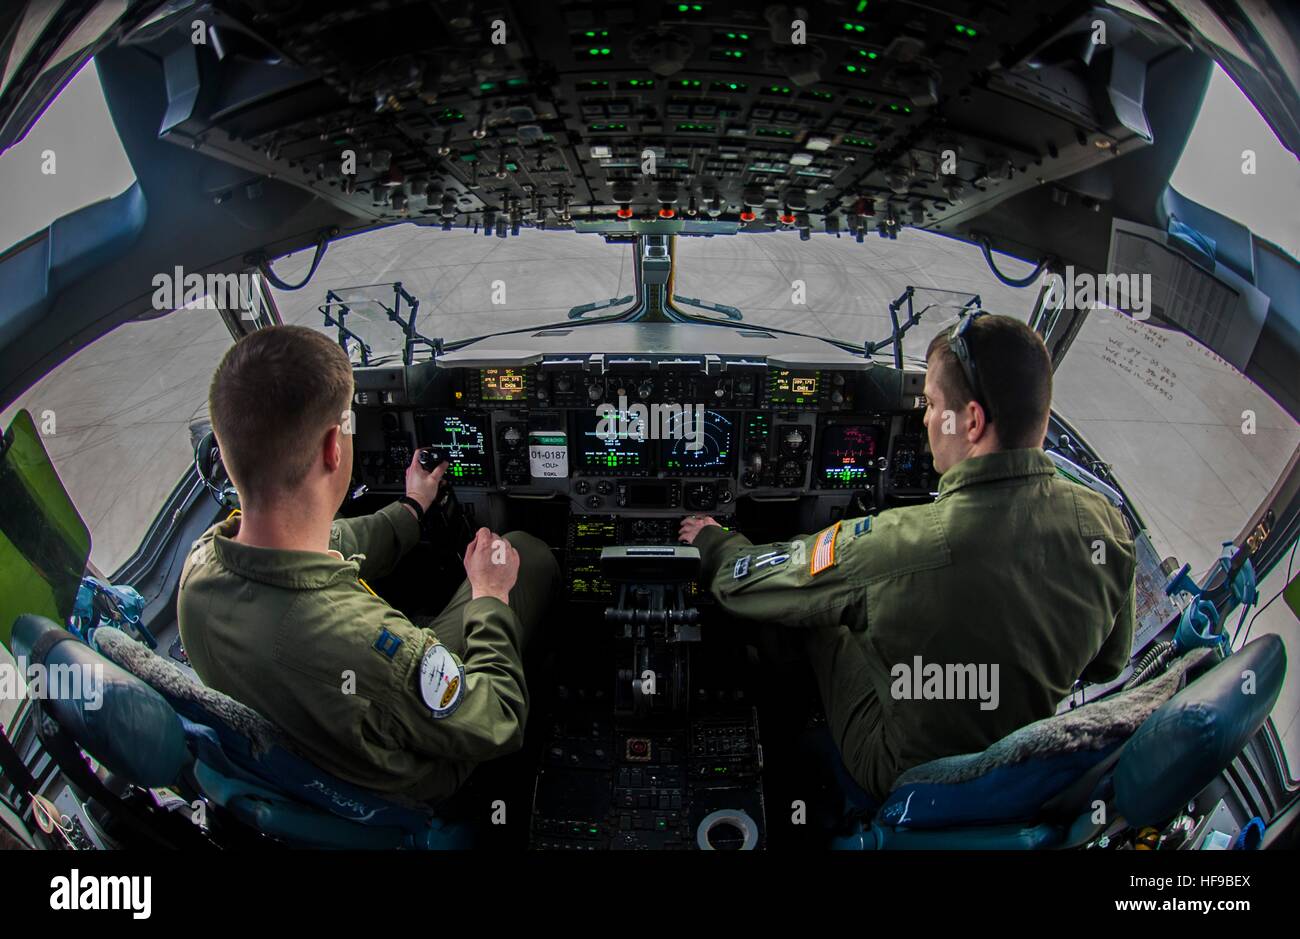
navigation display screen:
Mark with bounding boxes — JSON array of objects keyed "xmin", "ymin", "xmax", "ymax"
[
  {"xmin": 817, "ymin": 423, "xmax": 881, "ymax": 487},
  {"xmin": 481, "ymin": 367, "xmax": 526, "ymax": 401},
  {"xmin": 417, "ymin": 412, "xmax": 491, "ymax": 483},
  {"xmin": 574, "ymin": 409, "xmax": 653, "ymax": 474},
  {"xmin": 769, "ymin": 369, "xmax": 819, "ymax": 405},
  {"xmin": 660, "ymin": 410, "xmax": 736, "ymax": 475}
]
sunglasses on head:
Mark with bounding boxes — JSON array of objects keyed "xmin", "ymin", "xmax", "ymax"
[{"xmin": 947, "ymin": 310, "xmax": 993, "ymax": 422}]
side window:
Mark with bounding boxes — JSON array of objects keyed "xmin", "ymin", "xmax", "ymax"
[
  {"xmin": 0, "ymin": 308, "xmax": 234, "ymax": 577},
  {"xmin": 1169, "ymin": 65, "xmax": 1300, "ymax": 260},
  {"xmin": 1053, "ymin": 307, "xmax": 1299, "ymax": 578},
  {"xmin": 0, "ymin": 61, "xmax": 136, "ymax": 257}
]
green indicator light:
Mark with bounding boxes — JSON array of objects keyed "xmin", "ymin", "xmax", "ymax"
[
  {"xmin": 480, "ymin": 81, "xmax": 495, "ymax": 91},
  {"xmin": 846, "ymin": 65, "xmax": 857, "ymax": 73},
  {"xmin": 601, "ymin": 48, "xmax": 611, "ymax": 55},
  {"xmin": 740, "ymin": 32, "xmax": 749, "ymax": 39},
  {"xmin": 856, "ymin": 0, "xmax": 868, "ymax": 10},
  {"xmin": 585, "ymin": 30, "xmax": 595, "ymax": 37},
  {"xmin": 589, "ymin": 47, "xmax": 599, "ymax": 54},
  {"xmin": 678, "ymin": 3, "xmax": 688, "ymax": 10},
  {"xmin": 693, "ymin": 4, "xmax": 702, "ymax": 10}
]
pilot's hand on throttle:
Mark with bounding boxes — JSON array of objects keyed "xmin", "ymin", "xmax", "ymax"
[
  {"xmin": 679, "ymin": 515, "xmax": 720, "ymax": 544},
  {"xmin": 405, "ymin": 448, "xmax": 447, "ymax": 512},
  {"xmin": 464, "ymin": 527, "xmax": 519, "ymax": 604}
]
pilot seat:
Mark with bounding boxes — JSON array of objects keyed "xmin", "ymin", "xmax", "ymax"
[
  {"xmin": 10, "ymin": 615, "xmax": 471, "ymax": 849},
  {"xmin": 832, "ymin": 635, "xmax": 1286, "ymax": 849}
]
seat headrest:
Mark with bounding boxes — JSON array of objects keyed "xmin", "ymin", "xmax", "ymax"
[
  {"xmin": 8, "ymin": 615, "xmax": 188, "ymax": 787},
  {"xmin": 1115, "ymin": 634, "xmax": 1287, "ymax": 827}
]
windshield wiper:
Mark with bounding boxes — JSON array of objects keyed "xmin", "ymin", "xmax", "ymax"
[
  {"xmin": 671, "ymin": 295, "xmax": 742, "ymax": 321},
  {"xmin": 568, "ymin": 295, "xmax": 635, "ymax": 319}
]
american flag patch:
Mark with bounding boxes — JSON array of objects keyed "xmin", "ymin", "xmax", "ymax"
[{"xmin": 809, "ymin": 522, "xmax": 841, "ymax": 576}]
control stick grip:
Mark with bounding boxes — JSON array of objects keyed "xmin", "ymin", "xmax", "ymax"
[
  {"xmin": 418, "ymin": 447, "xmax": 454, "ymax": 510},
  {"xmin": 418, "ymin": 447, "xmax": 448, "ymax": 471}
]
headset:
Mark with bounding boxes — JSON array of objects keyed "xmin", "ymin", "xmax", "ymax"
[{"xmin": 193, "ymin": 428, "xmax": 239, "ymax": 509}]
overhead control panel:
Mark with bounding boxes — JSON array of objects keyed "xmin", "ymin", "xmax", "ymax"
[{"xmin": 141, "ymin": 0, "xmax": 1161, "ymax": 259}]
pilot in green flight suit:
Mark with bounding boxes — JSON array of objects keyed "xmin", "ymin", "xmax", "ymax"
[
  {"xmin": 681, "ymin": 314, "xmax": 1136, "ymax": 801},
  {"xmin": 177, "ymin": 326, "xmax": 559, "ymax": 805}
]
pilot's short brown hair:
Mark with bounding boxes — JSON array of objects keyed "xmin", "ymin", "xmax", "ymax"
[
  {"xmin": 925, "ymin": 314, "xmax": 1052, "ymax": 450},
  {"xmin": 209, "ymin": 325, "xmax": 353, "ymax": 504}
]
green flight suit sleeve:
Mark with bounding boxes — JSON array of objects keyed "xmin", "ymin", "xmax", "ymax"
[
  {"xmin": 693, "ymin": 522, "xmax": 866, "ymax": 628},
  {"xmin": 330, "ymin": 501, "xmax": 421, "ymax": 581},
  {"xmin": 368, "ymin": 596, "xmax": 529, "ymax": 763},
  {"xmin": 1081, "ymin": 558, "xmax": 1137, "ymax": 682}
]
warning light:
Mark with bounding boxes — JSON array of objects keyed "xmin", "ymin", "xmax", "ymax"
[
  {"xmin": 658, "ymin": 207, "xmax": 676, "ymax": 218},
  {"xmin": 616, "ymin": 206, "xmax": 634, "ymax": 219},
  {"xmin": 739, "ymin": 210, "xmax": 756, "ymax": 221},
  {"xmin": 779, "ymin": 214, "xmax": 795, "ymax": 224}
]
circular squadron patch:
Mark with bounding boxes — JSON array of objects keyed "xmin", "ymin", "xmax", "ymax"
[{"xmin": 418, "ymin": 643, "xmax": 466, "ymax": 719}]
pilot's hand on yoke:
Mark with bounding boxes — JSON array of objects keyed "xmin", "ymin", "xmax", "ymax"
[
  {"xmin": 404, "ymin": 447, "xmax": 447, "ymax": 514},
  {"xmin": 679, "ymin": 515, "xmax": 720, "ymax": 544},
  {"xmin": 464, "ymin": 527, "xmax": 520, "ymax": 604}
]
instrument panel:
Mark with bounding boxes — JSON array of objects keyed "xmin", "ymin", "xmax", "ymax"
[
  {"xmin": 353, "ymin": 362, "xmax": 937, "ymax": 508},
  {"xmin": 351, "ymin": 358, "xmax": 936, "ymax": 601}
]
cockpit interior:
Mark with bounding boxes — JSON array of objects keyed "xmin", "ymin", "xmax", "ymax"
[{"xmin": 0, "ymin": 0, "xmax": 1298, "ymax": 875}]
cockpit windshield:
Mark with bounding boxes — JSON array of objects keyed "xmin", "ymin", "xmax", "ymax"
[
  {"xmin": 270, "ymin": 229, "xmax": 639, "ymax": 360},
  {"xmin": 673, "ymin": 229, "xmax": 1041, "ymax": 361}
]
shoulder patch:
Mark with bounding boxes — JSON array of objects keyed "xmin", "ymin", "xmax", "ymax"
[
  {"xmin": 852, "ymin": 517, "xmax": 872, "ymax": 537},
  {"xmin": 810, "ymin": 522, "xmax": 842, "ymax": 576},
  {"xmin": 418, "ymin": 643, "xmax": 466, "ymax": 718},
  {"xmin": 372, "ymin": 628, "xmax": 403, "ymax": 660},
  {"xmin": 732, "ymin": 555, "xmax": 751, "ymax": 580}
]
